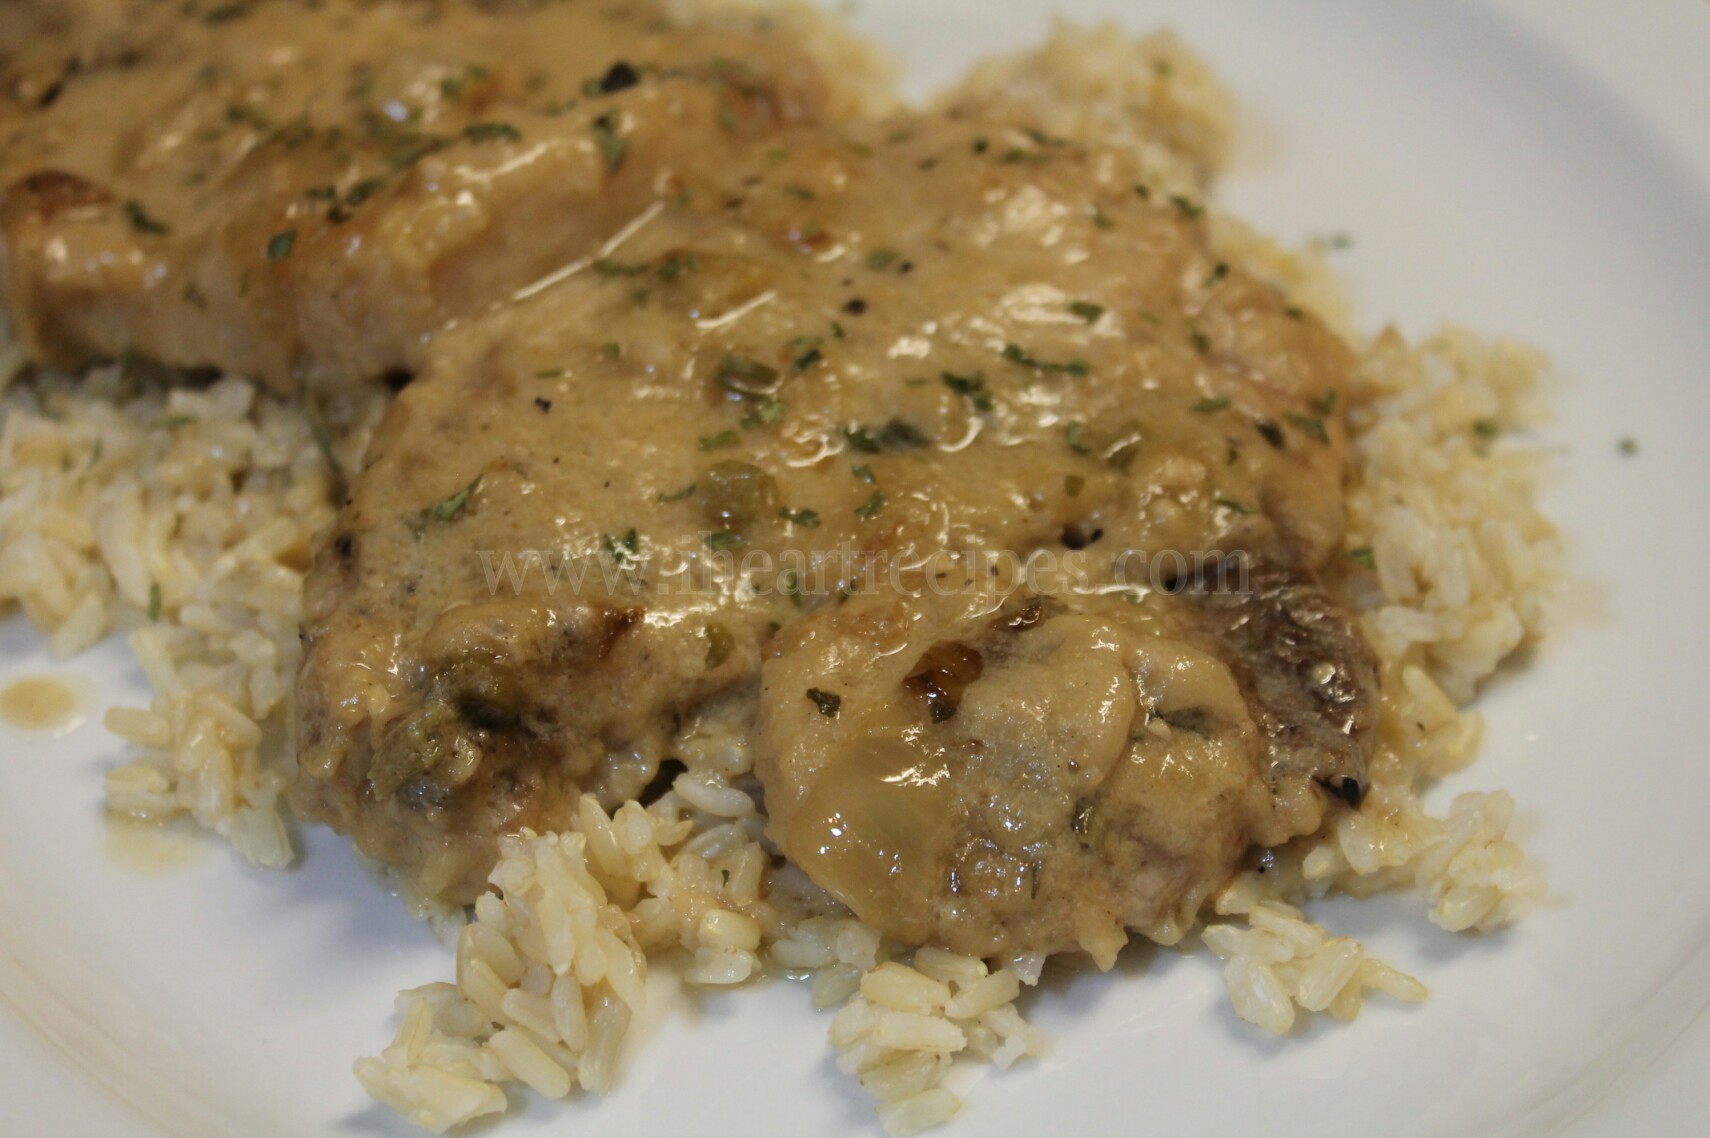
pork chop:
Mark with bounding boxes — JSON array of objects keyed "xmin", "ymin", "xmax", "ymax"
[
  {"xmin": 0, "ymin": 0, "xmax": 858, "ymax": 394},
  {"xmin": 290, "ymin": 102, "xmax": 1375, "ymax": 932}
]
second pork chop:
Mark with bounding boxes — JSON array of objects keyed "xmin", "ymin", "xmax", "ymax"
[{"xmin": 0, "ymin": 0, "xmax": 869, "ymax": 394}]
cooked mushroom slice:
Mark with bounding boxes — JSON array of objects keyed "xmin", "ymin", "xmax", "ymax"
[{"xmin": 755, "ymin": 581, "xmax": 1378, "ymax": 963}]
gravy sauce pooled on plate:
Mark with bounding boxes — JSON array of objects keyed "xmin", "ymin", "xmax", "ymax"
[{"xmin": 0, "ymin": 675, "xmax": 82, "ymax": 734}]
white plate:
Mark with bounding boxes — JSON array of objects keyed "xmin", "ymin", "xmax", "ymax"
[{"xmin": 4, "ymin": 1, "xmax": 1709, "ymax": 1134}]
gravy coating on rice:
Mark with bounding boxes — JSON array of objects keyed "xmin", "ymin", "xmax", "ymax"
[{"xmin": 293, "ymin": 97, "xmax": 1378, "ymax": 963}]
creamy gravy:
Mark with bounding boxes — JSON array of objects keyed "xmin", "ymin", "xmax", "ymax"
[{"xmin": 0, "ymin": 675, "xmax": 81, "ymax": 733}]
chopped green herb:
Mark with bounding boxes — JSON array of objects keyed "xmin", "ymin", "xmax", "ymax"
[
  {"xmin": 740, "ymin": 398, "xmax": 785, "ymax": 428},
  {"xmin": 1069, "ymin": 301, "xmax": 1105, "ymax": 324},
  {"xmin": 1619, "ymin": 436, "xmax": 1639, "ymax": 456},
  {"xmin": 592, "ymin": 111, "xmax": 626, "ymax": 170},
  {"xmin": 153, "ymin": 413, "xmax": 199, "ymax": 430},
  {"xmin": 866, "ymin": 249, "xmax": 899, "ymax": 271},
  {"xmin": 118, "ymin": 348, "xmax": 149, "ymax": 384},
  {"xmin": 657, "ymin": 483, "xmax": 697, "ymax": 503},
  {"xmin": 806, "ymin": 688, "xmax": 842, "ymax": 718},
  {"xmin": 275, "ymin": 118, "xmax": 315, "ymax": 150},
  {"xmin": 584, "ymin": 61, "xmax": 640, "ymax": 97},
  {"xmin": 845, "ymin": 420, "xmax": 925, "ymax": 454},
  {"xmin": 941, "ymin": 371, "xmax": 994, "ymax": 411},
  {"xmin": 1091, "ymin": 205, "xmax": 1115, "ymax": 230},
  {"xmin": 854, "ymin": 490, "xmax": 885, "ymax": 520},
  {"xmin": 1345, "ymin": 547, "xmax": 1377, "ymax": 569},
  {"xmin": 706, "ymin": 530, "xmax": 747, "ymax": 552},
  {"xmin": 843, "ymin": 426, "xmax": 881, "ymax": 454},
  {"xmin": 781, "ymin": 571, "xmax": 805, "ymax": 609},
  {"xmin": 1316, "ymin": 389, "xmax": 1339, "ymax": 416},
  {"xmin": 1002, "ymin": 343, "xmax": 1089, "ymax": 376},
  {"xmin": 656, "ymin": 253, "xmax": 699, "ymax": 281},
  {"xmin": 423, "ymin": 475, "xmax": 481, "ymax": 524},
  {"xmin": 851, "ymin": 464, "xmax": 876, "ymax": 484},
  {"xmin": 1473, "ymin": 419, "xmax": 1502, "ymax": 440},
  {"xmin": 124, "ymin": 200, "xmax": 171, "ymax": 235},
  {"xmin": 1284, "ymin": 305, "xmax": 1306, "ymax": 321},
  {"xmin": 793, "ymin": 345, "xmax": 823, "ymax": 372},
  {"xmin": 222, "ymin": 101, "xmax": 270, "ymax": 130},
  {"xmin": 604, "ymin": 528, "xmax": 642, "ymax": 568},
  {"xmin": 701, "ymin": 462, "xmax": 773, "ymax": 525},
  {"xmin": 779, "ymin": 507, "xmax": 821, "ymax": 528},
  {"xmin": 301, "ymin": 400, "xmax": 339, "ymax": 473},
  {"xmin": 601, "ymin": 342, "xmax": 622, "ymax": 359},
  {"xmin": 716, "ymin": 355, "xmax": 781, "ymax": 396},
  {"xmin": 1205, "ymin": 262, "xmax": 1229, "ymax": 286},
  {"xmin": 1066, "ymin": 421, "xmax": 1091, "ymax": 455},
  {"xmin": 463, "ymin": 122, "xmax": 520, "ymax": 144},
  {"xmin": 704, "ymin": 622, "xmax": 735, "ymax": 668},
  {"xmin": 147, "ymin": 582, "xmax": 162, "ymax": 622},
  {"xmin": 343, "ymin": 177, "xmax": 384, "ymax": 208},
  {"xmin": 265, "ymin": 229, "xmax": 296, "ymax": 263},
  {"xmin": 535, "ymin": 368, "xmax": 565, "ymax": 379},
  {"xmin": 1287, "ymin": 412, "xmax": 1330, "ymax": 444},
  {"xmin": 972, "ymin": 136, "xmax": 990, "ymax": 154},
  {"xmin": 1170, "ymin": 195, "xmax": 1204, "ymax": 220},
  {"xmin": 877, "ymin": 420, "xmax": 928, "ymax": 450},
  {"xmin": 1188, "ymin": 322, "xmax": 1211, "ymax": 355},
  {"xmin": 830, "ymin": 321, "xmax": 847, "ymax": 340},
  {"xmin": 382, "ymin": 138, "xmax": 450, "ymax": 173},
  {"xmin": 999, "ymin": 148, "xmax": 1049, "ymax": 165},
  {"xmin": 699, "ymin": 430, "xmax": 740, "ymax": 451},
  {"xmin": 1214, "ymin": 495, "xmax": 1252, "ymax": 515},
  {"xmin": 1194, "ymin": 396, "xmax": 1231, "ymax": 414},
  {"xmin": 1316, "ymin": 232, "xmax": 1355, "ymax": 251},
  {"xmin": 1134, "ymin": 183, "xmax": 1152, "ymax": 200}
]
